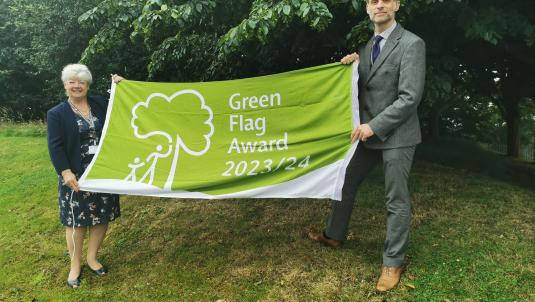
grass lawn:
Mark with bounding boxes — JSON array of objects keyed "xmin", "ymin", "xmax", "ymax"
[{"xmin": 0, "ymin": 128, "xmax": 533, "ymax": 301}]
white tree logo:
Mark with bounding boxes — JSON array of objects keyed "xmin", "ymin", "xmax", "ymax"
[{"xmin": 125, "ymin": 90, "xmax": 214, "ymax": 190}]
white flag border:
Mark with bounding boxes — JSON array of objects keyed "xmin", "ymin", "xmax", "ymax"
[{"xmin": 80, "ymin": 158, "xmax": 344, "ymax": 200}]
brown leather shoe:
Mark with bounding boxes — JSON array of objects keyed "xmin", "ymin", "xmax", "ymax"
[
  {"xmin": 306, "ymin": 226, "xmax": 342, "ymax": 248},
  {"xmin": 376, "ymin": 266, "xmax": 404, "ymax": 292}
]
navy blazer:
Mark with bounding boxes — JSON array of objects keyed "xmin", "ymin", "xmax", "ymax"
[{"xmin": 47, "ymin": 96, "xmax": 109, "ymax": 175}]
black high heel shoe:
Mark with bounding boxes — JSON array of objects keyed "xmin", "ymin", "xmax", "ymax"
[
  {"xmin": 89, "ymin": 265, "xmax": 108, "ymax": 276},
  {"xmin": 66, "ymin": 275, "xmax": 81, "ymax": 288}
]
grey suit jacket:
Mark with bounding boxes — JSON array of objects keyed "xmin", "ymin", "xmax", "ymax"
[{"xmin": 358, "ymin": 24, "xmax": 426, "ymax": 149}]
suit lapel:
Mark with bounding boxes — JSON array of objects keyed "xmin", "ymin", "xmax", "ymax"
[
  {"xmin": 361, "ymin": 38, "xmax": 374, "ymax": 79},
  {"xmin": 366, "ymin": 24, "xmax": 403, "ymax": 84}
]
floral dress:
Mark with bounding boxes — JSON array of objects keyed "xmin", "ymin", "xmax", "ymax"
[{"xmin": 58, "ymin": 111, "xmax": 120, "ymax": 227}]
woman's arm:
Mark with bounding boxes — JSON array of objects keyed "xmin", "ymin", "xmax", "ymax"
[
  {"xmin": 47, "ymin": 109, "xmax": 70, "ymax": 175},
  {"xmin": 47, "ymin": 108, "xmax": 80, "ymax": 192}
]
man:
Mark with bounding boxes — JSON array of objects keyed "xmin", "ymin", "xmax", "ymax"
[{"xmin": 307, "ymin": 0, "xmax": 426, "ymax": 292}]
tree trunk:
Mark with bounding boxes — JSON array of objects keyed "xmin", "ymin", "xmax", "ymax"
[
  {"xmin": 164, "ymin": 141, "xmax": 180, "ymax": 191},
  {"xmin": 428, "ymin": 102, "xmax": 453, "ymax": 141},
  {"xmin": 504, "ymin": 103, "xmax": 520, "ymax": 157},
  {"xmin": 502, "ymin": 82, "xmax": 521, "ymax": 158}
]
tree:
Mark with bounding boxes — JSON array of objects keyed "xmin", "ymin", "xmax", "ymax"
[
  {"xmin": 78, "ymin": 0, "xmax": 365, "ymax": 81},
  {"xmin": 404, "ymin": 0, "xmax": 535, "ymax": 157},
  {"xmin": 1, "ymin": 0, "xmax": 534, "ymax": 159},
  {"xmin": 452, "ymin": 0, "xmax": 535, "ymax": 156},
  {"xmin": 0, "ymin": 0, "xmax": 101, "ymax": 121},
  {"xmin": 131, "ymin": 90, "xmax": 214, "ymax": 190},
  {"xmin": 0, "ymin": 0, "xmax": 46, "ymax": 121}
]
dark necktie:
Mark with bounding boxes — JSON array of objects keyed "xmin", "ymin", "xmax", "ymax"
[{"xmin": 372, "ymin": 35, "xmax": 384, "ymax": 64}]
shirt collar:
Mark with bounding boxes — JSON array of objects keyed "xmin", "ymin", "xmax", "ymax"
[{"xmin": 374, "ymin": 21, "xmax": 397, "ymax": 41}]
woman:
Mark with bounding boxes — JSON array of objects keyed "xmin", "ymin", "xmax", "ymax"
[{"xmin": 47, "ymin": 64, "xmax": 124, "ymax": 288}]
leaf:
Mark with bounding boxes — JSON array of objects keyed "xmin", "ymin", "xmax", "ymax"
[
  {"xmin": 351, "ymin": 0, "xmax": 360, "ymax": 11},
  {"xmin": 248, "ymin": 20, "xmax": 257, "ymax": 29},
  {"xmin": 161, "ymin": 4, "xmax": 167, "ymax": 11},
  {"xmin": 303, "ymin": 6, "xmax": 310, "ymax": 17},
  {"xmin": 261, "ymin": 24, "xmax": 269, "ymax": 35},
  {"xmin": 78, "ymin": 12, "xmax": 91, "ymax": 23},
  {"xmin": 405, "ymin": 283, "xmax": 416, "ymax": 289},
  {"xmin": 185, "ymin": 5, "xmax": 192, "ymax": 15},
  {"xmin": 196, "ymin": 4, "xmax": 203, "ymax": 13},
  {"xmin": 283, "ymin": 5, "xmax": 291, "ymax": 15}
]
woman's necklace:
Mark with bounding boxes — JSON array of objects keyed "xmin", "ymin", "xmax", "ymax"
[{"xmin": 68, "ymin": 99, "xmax": 95, "ymax": 129}]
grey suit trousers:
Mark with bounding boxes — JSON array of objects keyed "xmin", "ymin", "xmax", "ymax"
[{"xmin": 326, "ymin": 142, "xmax": 415, "ymax": 266}]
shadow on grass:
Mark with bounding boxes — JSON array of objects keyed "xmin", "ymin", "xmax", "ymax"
[
  {"xmin": 416, "ymin": 137, "xmax": 535, "ymax": 190},
  {"xmin": 95, "ymin": 195, "xmax": 393, "ymax": 300}
]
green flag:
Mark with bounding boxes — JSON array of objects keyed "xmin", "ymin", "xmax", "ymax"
[{"xmin": 79, "ymin": 63, "xmax": 360, "ymax": 200}]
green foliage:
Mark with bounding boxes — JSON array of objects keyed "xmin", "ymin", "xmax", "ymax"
[
  {"xmin": 77, "ymin": 0, "xmax": 149, "ymax": 93},
  {"xmin": 79, "ymin": 0, "xmax": 248, "ymax": 81},
  {"xmin": 76, "ymin": 0, "xmax": 535, "ymax": 144},
  {"xmin": 0, "ymin": 0, "xmax": 101, "ymax": 121},
  {"xmin": 218, "ymin": 0, "xmax": 334, "ymax": 55},
  {"xmin": 0, "ymin": 0, "xmax": 534, "ymax": 157},
  {"xmin": 459, "ymin": 5, "xmax": 535, "ymax": 46},
  {"xmin": 77, "ymin": 0, "xmax": 364, "ymax": 82},
  {"xmin": 133, "ymin": 0, "xmax": 217, "ymax": 48},
  {"xmin": 519, "ymin": 102, "xmax": 535, "ymax": 147},
  {"xmin": 402, "ymin": 0, "xmax": 535, "ymax": 156}
]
